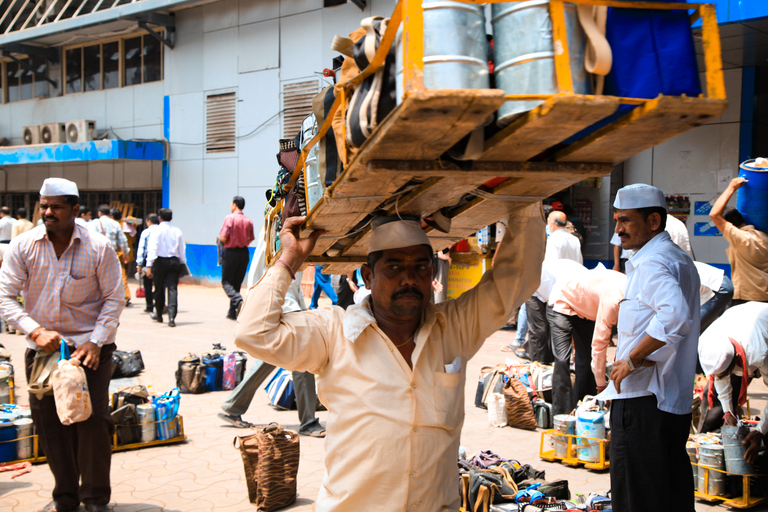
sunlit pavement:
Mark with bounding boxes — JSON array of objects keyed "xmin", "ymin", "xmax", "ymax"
[{"xmin": 1, "ymin": 280, "xmax": 740, "ymax": 510}]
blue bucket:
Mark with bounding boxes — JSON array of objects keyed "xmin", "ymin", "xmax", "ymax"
[
  {"xmin": 0, "ymin": 420, "xmax": 16, "ymax": 462},
  {"xmin": 738, "ymin": 160, "xmax": 768, "ymax": 233}
]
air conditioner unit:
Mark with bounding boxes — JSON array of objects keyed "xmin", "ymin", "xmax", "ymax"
[
  {"xmin": 22, "ymin": 126, "xmax": 40, "ymax": 145},
  {"xmin": 65, "ymin": 120, "xmax": 97, "ymax": 143},
  {"xmin": 40, "ymin": 122, "xmax": 66, "ymax": 144}
]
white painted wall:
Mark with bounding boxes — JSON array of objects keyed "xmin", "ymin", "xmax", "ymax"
[
  {"xmin": 164, "ymin": 0, "xmax": 397, "ymax": 245},
  {"xmin": 622, "ymin": 68, "xmax": 743, "ymax": 265}
]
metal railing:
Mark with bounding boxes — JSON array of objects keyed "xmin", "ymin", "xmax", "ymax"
[{"xmin": 0, "ymin": 0, "xmax": 141, "ymax": 35}]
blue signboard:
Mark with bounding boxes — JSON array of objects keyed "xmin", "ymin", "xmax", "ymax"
[
  {"xmin": 694, "ymin": 222, "xmax": 722, "ymax": 237},
  {"xmin": 694, "ymin": 201, "xmax": 713, "ymax": 216}
]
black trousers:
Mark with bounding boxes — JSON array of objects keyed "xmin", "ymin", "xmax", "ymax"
[
  {"xmin": 526, "ymin": 296, "xmax": 553, "ymax": 364},
  {"xmin": 698, "ymin": 374, "xmax": 744, "ymax": 433},
  {"xmin": 546, "ymin": 306, "xmax": 597, "ymax": 415},
  {"xmin": 221, "ymin": 247, "xmax": 250, "ymax": 315},
  {"xmin": 610, "ymin": 396, "xmax": 694, "ymax": 512},
  {"xmin": 153, "ymin": 256, "xmax": 180, "ymax": 319},
  {"xmin": 142, "ymin": 273, "xmax": 154, "ymax": 312},
  {"xmin": 25, "ymin": 344, "xmax": 116, "ymax": 508}
]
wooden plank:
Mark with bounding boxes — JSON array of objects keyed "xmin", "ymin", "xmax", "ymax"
[
  {"xmin": 555, "ymin": 96, "xmax": 728, "ymax": 164},
  {"xmin": 365, "ymin": 159, "xmax": 613, "ymax": 180},
  {"xmin": 330, "ymin": 88, "xmax": 506, "ymax": 197},
  {"xmin": 480, "ymin": 95, "xmax": 619, "ymax": 161}
]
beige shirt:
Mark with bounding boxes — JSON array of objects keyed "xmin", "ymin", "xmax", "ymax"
[
  {"xmin": 234, "ymin": 205, "xmax": 545, "ymax": 512},
  {"xmin": 11, "ymin": 218, "xmax": 34, "ymax": 239},
  {"xmin": 723, "ymin": 223, "xmax": 768, "ymax": 301}
]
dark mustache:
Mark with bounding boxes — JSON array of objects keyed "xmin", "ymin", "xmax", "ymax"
[{"xmin": 392, "ymin": 287, "xmax": 424, "ymax": 301}]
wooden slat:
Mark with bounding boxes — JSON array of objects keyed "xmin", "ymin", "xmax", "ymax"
[
  {"xmin": 330, "ymin": 88, "xmax": 506, "ymax": 197},
  {"xmin": 555, "ymin": 96, "xmax": 728, "ymax": 164},
  {"xmin": 480, "ymin": 95, "xmax": 620, "ymax": 161}
]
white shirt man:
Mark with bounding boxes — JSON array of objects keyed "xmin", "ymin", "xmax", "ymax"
[
  {"xmin": 665, "ymin": 213, "xmax": 693, "ymax": 258},
  {"xmin": 145, "ymin": 208, "xmax": 186, "ymax": 326},
  {"xmin": 598, "ymin": 184, "xmax": 699, "ymax": 512},
  {"xmin": 0, "ymin": 208, "xmax": 14, "ymax": 243},
  {"xmin": 544, "ymin": 211, "xmax": 582, "ymax": 263}
]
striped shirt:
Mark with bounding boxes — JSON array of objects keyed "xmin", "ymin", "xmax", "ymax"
[
  {"xmin": 89, "ymin": 215, "xmax": 130, "ymax": 255},
  {"xmin": 0, "ymin": 224, "xmax": 124, "ymax": 349}
]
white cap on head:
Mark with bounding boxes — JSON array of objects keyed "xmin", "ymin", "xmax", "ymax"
[
  {"xmin": 368, "ymin": 217, "xmax": 432, "ymax": 253},
  {"xmin": 613, "ymin": 184, "xmax": 666, "ymax": 210},
  {"xmin": 698, "ymin": 336, "xmax": 735, "ymax": 377},
  {"xmin": 39, "ymin": 178, "xmax": 79, "ymax": 198}
]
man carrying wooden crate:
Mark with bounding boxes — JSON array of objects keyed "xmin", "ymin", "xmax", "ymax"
[{"xmin": 235, "ymin": 206, "xmax": 544, "ymax": 511}]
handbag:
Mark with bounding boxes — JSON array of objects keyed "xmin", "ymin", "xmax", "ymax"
[
  {"xmin": 28, "ymin": 349, "xmax": 58, "ymax": 399},
  {"xmin": 155, "ymin": 388, "xmax": 180, "ymax": 440},
  {"xmin": 234, "ymin": 422, "xmax": 300, "ymax": 511},
  {"xmin": 202, "ymin": 353, "xmax": 224, "ymax": 391},
  {"xmin": 112, "ymin": 403, "xmax": 140, "ymax": 445},
  {"xmin": 503, "ymin": 378, "xmax": 538, "ymax": 431},
  {"xmin": 52, "ymin": 342, "xmax": 92, "ymax": 425},
  {"xmin": 111, "ymin": 384, "xmax": 149, "ymax": 410},
  {"xmin": 135, "ymin": 287, "xmax": 145, "ymax": 298}
]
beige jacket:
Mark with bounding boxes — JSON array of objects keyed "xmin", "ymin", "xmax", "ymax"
[{"xmin": 235, "ymin": 205, "xmax": 545, "ymax": 512}]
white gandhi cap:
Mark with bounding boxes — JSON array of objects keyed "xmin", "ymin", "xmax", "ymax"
[
  {"xmin": 698, "ymin": 335, "xmax": 735, "ymax": 377},
  {"xmin": 368, "ymin": 217, "xmax": 432, "ymax": 253},
  {"xmin": 39, "ymin": 178, "xmax": 79, "ymax": 198},
  {"xmin": 613, "ymin": 183, "xmax": 666, "ymax": 210}
]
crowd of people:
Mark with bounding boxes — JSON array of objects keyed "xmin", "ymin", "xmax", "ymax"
[{"xmin": 1, "ymin": 174, "xmax": 767, "ymax": 512}]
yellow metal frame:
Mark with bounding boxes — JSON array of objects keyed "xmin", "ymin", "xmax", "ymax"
[
  {"xmin": 692, "ymin": 461, "xmax": 765, "ymax": 509},
  {"xmin": 268, "ymin": 0, "xmax": 725, "ymax": 265},
  {"xmin": 539, "ymin": 429, "xmax": 609, "ymax": 471},
  {"xmin": 0, "ymin": 415, "xmax": 187, "ymax": 465}
]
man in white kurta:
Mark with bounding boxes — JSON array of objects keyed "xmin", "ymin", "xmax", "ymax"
[
  {"xmin": 698, "ymin": 302, "xmax": 768, "ymax": 459},
  {"xmin": 598, "ymin": 184, "xmax": 700, "ymax": 512},
  {"xmin": 234, "ymin": 206, "xmax": 545, "ymax": 512}
]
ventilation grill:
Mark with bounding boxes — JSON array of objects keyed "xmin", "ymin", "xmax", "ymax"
[
  {"xmin": 206, "ymin": 92, "xmax": 237, "ymax": 153},
  {"xmin": 282, "ymin": 80, "xmax": 318, "ymax": 138}
]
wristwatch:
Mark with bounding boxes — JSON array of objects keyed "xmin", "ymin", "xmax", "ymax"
[
  {"xmin": 89, "ymin": 339, "xmax": 104, "ymax": 348},
  {"xmin": 626, "ymin": 356, "xmax": 637, "ymax": 371}
]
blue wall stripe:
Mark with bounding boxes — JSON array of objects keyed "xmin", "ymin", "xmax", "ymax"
[
  {"xmin": 163, "ymin": 95, "xmax": 170, "ymax": 208},
  {"xmin": 185, "ymin": 244, "xmax": 255, "ymax": 281}
]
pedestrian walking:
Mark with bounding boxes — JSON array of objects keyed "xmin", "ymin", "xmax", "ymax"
[
  {"xmin": 145, "ymin": 208, "xmax": 186, "ymax": 327},
  {"xmin": 0, "ymin": 178, "xmax": 124, "ymax": 512},
  {"xmin": 0, "ymin": 206, "xmax": 14, "ymax": 243},
  {"xmin": 599, "ymin": 184, "xmax": 700, "ymax": 512},
  {"xmin": 90, "ymin": 205, "xmax": 131, "ymax": 306},
  {"xmin": 309, "ymin": 265, "xmax": 337, "ymax": 309},
  {"xmin": 219, "ymin": 226, "xmax": 324, "ymax": 436},
  {"xmin": 217, "ymin": 196, "xmax": 254, "ymax": 319},
  {"xmin": 76, "ymin": 207, "xmax": 92, "ymax": 227},
  {"xmin": 135, "ymin": 214, "xmax": 159, "ymax": 313},
  {"xmin": 11, "ymin": 207, "xmax": 34, "ymax": 239},
  {"xmin": 110, "ymin": 208, "xmax": 133, "ymax": 305},
  {"xmin": 234, "ymin": 207, "xmax": 544, "ymax": 511}
]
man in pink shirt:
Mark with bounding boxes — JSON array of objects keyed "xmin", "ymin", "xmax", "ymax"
[
  {"xmin": 218, "ymin": 196, "xmax": 255, "ymax": 319},
  {"xmin": 548, "ymin": 267, "xmax": 626, "ymax": 414}
]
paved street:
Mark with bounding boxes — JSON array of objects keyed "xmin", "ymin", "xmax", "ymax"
[{"xmin": 0, "ymin": 280, "xmax": 743, "ymax": 510}]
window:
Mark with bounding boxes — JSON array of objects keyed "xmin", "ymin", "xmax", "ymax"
[
  {"xmin": 2, "ymin": 56, "xmax": 49, "ymax": 103},
  {"xmin": 206, "ymin": 92, "xmax": 237, "ymax": 154},
  {"xmin": 282, "ymin": 80, "xmax": 319, "ymax": 138},
  {"xmin": 63, "ymin": 31, "xmax": 163, "ymax": 94}
]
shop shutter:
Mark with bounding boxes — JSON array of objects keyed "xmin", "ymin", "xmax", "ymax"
[
  {"xmin": 206, "ymin": 92, "xmax": 237, "ymax": 153},
  {"xmin": 282, "ymin": 80, "xmax": 318, "ymax": 138}
]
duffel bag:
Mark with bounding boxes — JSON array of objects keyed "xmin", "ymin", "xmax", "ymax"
[
  {"xmin": 111, "ymin": 350, "xmax": 144, "ymax": 379},
  {"xmin": 176, "ymin": 354, "xmax": 207, "ymax": 394},
  {"xmin": 265, "ymin": 368, "xmax": 296, "ymax": 410}
]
